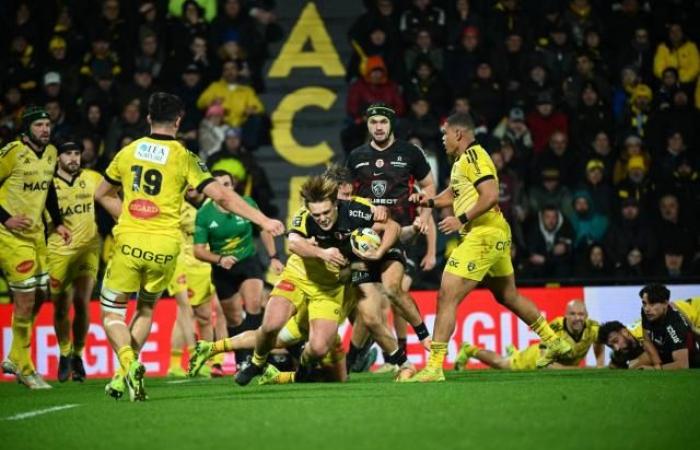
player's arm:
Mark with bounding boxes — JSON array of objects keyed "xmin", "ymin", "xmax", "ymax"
[
  {"xmin": 0, "ymin": 145, "xmax": 32, "ymax": 231},
  {"xmin": 641, "ymin": 329, "xmax": 663, "ymax": 368},
  {"xmin": 415, "ymin": 185, "xmax": 454, "ymax": 209},
  {"xmin": 662, "ymin": 348, "xmax": 690, "ymax": 370},
  {"xmin": 439, "ymin": 178, "xmax": 498, "ymax": 234},
  {"xmin": 415, "ymin": 173, "xmax": 436, "ymax": 233},
  {"xmin": 593, "ymin": 342, "xmax": 605, "ymax": 368},
  {"xmin": 45, "ymin": 181, "xmax": 71, "ymax": 244},
  {"xmin": 368, "ymin": 217, "xmax": 400, "ymax": 260},
  {"xmin": 201, "ymin": 181, "xmax": 284, "ymax": 236},
  {"xmin": 95, "ymin": 178, "xmax": 123, "ymax": 218},
  {"xmin": 422, "ymin": 212, "xmax": 437, "ymax": 270},
  {"xmin": 288, "ymin": 232, "xmax": 346, "ymax": 267},
  {"xmin": 260, "ymin": 230, "xmax": 284, "ymax": 274}
]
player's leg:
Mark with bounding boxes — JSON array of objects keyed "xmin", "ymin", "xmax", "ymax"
[
  {"xmin": 209, "ymin": 293, "xmax": 228, "ymax": 374},
  {"xmin": 295, "ymin": 318, "xmax": 339, "ymax": 382},
  {"xmin": 49, "ymin": 251, "xmax": 74, "ymax": 382},
  {"xmin": 235, "ymin": 276, "xmax": 264, "ymax": 366},
  {"xmin": 381, "ymin": 259, "xmax": 430, "ymax": 347},
  {"xmin": 70, "ymin": 249, "xmax": 98, "ymax": 382},
  {"xmin": 193, "ymin": 301, "xmax": 214, "ymax": 342},
  {"xmin": 484, "ymin": 274, "xmax": 570, "ymax": 368}
]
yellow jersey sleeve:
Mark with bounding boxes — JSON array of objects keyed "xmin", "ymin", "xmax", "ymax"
[
  {"xmin": 0, "ymin": 141, "xmax": 19, "ymax": 182},
  {"xmin": 289, "ymin": 207, "xmax": 309, "ymax": 237},
  {"xmin": 673, "ymin": 298, "xmax": 700, "ymax": 328},
  {"xmin": 463, "ymin": 145, "xmax": 497, "ymax": 186},
  {"xmin": 185, "ymin": 151, "xmax": 213, "ymax": 191},
  {"xmin": 104, "ymin": 150, "xmax": 123, "ymax": 185}
]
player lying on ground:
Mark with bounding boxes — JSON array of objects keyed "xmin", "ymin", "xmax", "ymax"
[
  {"xmin": 639, "ymin": 284, "xmax": 700, "ymax": 369},
  {"xmin": 403, "ymin": 113, "xmax": 573, "ymax": 383},
  {"xmin": 597, "ymin": 321, "xmax": 654, "ymax": 369},
  {"xmin": 454, "ymin": 300, "xmax": 604, "ymax": 370}
]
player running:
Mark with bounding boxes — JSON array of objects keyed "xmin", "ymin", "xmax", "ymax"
[
  {"xmin": 49, "ymin": 139, "xmax": 120, "ymax": 382},
  {"xmin": 454, "ymin": 300, "xmax": 604, "ymax": 370},
  {"xmin": 404, "ymin": 113, "xmax": 572, "ymax": 382},
  {"xmin": 95, "ymin": 92, "xmax": 284, "ymax": 401},
  {"xmin": 193, "ymin": 170, "xmax": 284, "ymax": 369},
  {"xmin": 233, "ymin": 176, "xmax": 404, "ymax": 385},
  {"xmin": 345, "ymin": 105, "xmax": 436, "ymax": 367},
  {"xmin": 0, "ymin": 106, "xmax": 71, "ymax": 389}
]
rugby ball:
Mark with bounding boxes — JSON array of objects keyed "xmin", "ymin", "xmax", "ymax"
[{"xmin": 350, "ymin": 227, "xmax": 381, "ymax": 254}]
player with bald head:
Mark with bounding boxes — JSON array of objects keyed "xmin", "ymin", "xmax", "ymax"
[{"xmin": 454, "ymin": 300, "xmax": 605, "ymax": 370}]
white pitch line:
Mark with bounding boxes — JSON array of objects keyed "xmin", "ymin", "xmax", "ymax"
[
  {"xmin": 5, "ymin": 404, "xmax": 79, "ymax": 421},
  {"xmin": 166, "ymin": 379, "xmax": 195, "ymax": 384}
]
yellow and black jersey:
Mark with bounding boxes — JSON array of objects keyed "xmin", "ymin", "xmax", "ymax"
[
  {"xmin": 0, "ymin": 140, "xmax": 57, "ymax": 239},
  {"xmin": 450, "ymin": 143, "xmax": 507, "ymax": 233},
  {"xmin": 104, "ymin": 134, "xmax": 213, "ymax": 240},
  {"xmin": 549, "ymin": 316, "xmax": 599, "ymax": 366},
  {"xmin": 285, "ymin": 198, "xmax": 374, "ymax": 286},
  {"xmin": 48, "ymin": 169, "xmax": 102, "ymax": 253},
  {"xmin": 673, "ymin": 297, "xmax": 700, "ymax": 328}
]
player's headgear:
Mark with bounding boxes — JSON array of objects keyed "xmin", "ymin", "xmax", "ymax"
[
  {"xmin": 365, "ymin": 103, "xmax": 396, "ymax": 133},
  {"xmin": 22, "ymin": 106, "xmax": 50, "ymax": 133},
  {"xmin": 56, "ymin": 140, "xmax": 81, "ymax": 155}
]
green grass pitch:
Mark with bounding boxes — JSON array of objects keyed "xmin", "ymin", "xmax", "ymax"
[{"xmin": 1, "ymin": 370, "xmax": 698, "ymax": 450}]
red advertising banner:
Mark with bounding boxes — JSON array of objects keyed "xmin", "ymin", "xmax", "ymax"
[{"xmin": 1, "ymin": 286, "xmax": 584, "ymax": 381}]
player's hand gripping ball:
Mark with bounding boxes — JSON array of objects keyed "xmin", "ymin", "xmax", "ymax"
[{"xmin": 350, "ymin": 227, "xmax": 381, "ymax": 258}]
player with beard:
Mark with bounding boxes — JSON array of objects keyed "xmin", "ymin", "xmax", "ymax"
[
  {"xmin": 345, "ymin": 104, "xmax": 436, "ymax": 368},
  {"xmin": 48, "ymin": 139, "xmax": 121, "ymax": 382},
  {"xmin": 0, "ymin": 107, "xmax": 71, "ymax": 389},
  {"xmin": 598, "ymin": 321, "xmax": 651, "ymax": 369},
  {"xmin": 454, "ymin": 301, "xmax": 604, "ymax": 370}
]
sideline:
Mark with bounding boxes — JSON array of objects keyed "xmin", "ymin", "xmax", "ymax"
[{"xmin": 4, "ymin": 404, "xmax": 79, "ymax": 421}]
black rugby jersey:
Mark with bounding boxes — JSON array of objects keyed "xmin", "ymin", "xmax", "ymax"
[
  {"xmin": 346, "ymin": 140, "xmax": 431, "ymax": 226},
  {"xmin": 642, "ymin": 306, "xmax": 700, "ymax": 368}
]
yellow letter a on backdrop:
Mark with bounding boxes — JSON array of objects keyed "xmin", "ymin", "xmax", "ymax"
[{"xmin": 268, "ymin": 2, "xmax": 345, "ymax": 78}]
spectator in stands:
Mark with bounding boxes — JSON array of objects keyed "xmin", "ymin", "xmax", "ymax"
[
  {"xmin": 347, "ymin": 21, "xmax": 404, "ymax": 84},
  {"xmin": 657, "ymin": 241, "xmax": 687, "ymax": 278},
  {"xmin": 404, "ymin": 58, "xmax": 450, "ymax": 116},
  {"xmin": 576, "ymin": 243, "xmax": 610, "ymax": 280},
  {"xmin": 522, "ymin": 62, "xmax": 554, "ymax": 110},
  {"xmin": 445, "ymin": 0, "xmax": 484, "ymax": 48},
  {"xmin": 612, "ymin": 133, "xmax": 651, "ymax": 185},
  {"xmin": 404, "ymin": 28, "xmax": 444, "ymax": 74},
  {"xmin": 77, "ymin": 102, "xmax": 108, "ymax": 147},
  {"xmin": 586, "ymin": 130, "xmax": 616, "ymax": 183},
  {"xmin": 44, "ymin": 99, "xmax": 72, "ymax": 140},
  {"xmin": 538, "ymin": 21, "xmax": 576, "ymax": 86},
  {"xmin": 207, "ymin": 126, "xmax": 278, "ymax": 218},
  {"xmin": 104, "ymin": 99, "xmax": 148, "ymax": 158},
  {"xmin": 648, "ymin": 89, "xmax": 698, "ymax": 153},
  {"xmin": 399, "ymin": 0, "xmax": 446, "ymax": 46},
  {"xmin": 569, "ymin": 190, "xmax": 609, "ymax": 252},
  {"xmin": 570, "ymin": 82, "xmax": 612, "ymax": 151},
  {"xmin": 488, "ymin": 0, "xmax": 532, "ymax": 47},
  {"xmin": 562, "ymin": 52, "xmax": 611, "ymax": 111},
  {"xmin": 167, "ymin": 0, "xmax": 209, "ymax": 67},
  {"xmin": 6, "ymin": 34, "xmax": 41, "ymax": 98},
  {"xmin": 89, "ymin": 0, "xmax": 133, "ymax": 64},
  {"xmin": 654, "ymin": 130, "xmax": 690, "ymax": 184},
  {"xmin": 445, "ymin": 26, "xmax": 483, "ymax": 94},
  {"xmin": 44, "ymin": 36, "xmax": 81, "ymax": 101},
  {"xmin": 617, "ymin": 26, "xmax": 654, "ymax": 83},
  {"xmin": 616, "ymin": 154, "xmax": 655, "ymax": 215},
  {"xmin": 561, "ymin": 0, "xmax": 602, "ymax": 48},
  {"xmin": 655, "ymin": 67, "xmax": 681, "ymax": 111},
  {"xmin": 79, "ymin": 31, "xmax": 121, "ymax": 83},
  {"xmin": 653, "ymin": 21, "xmax": 700, "ymax": 89},
  {"xmin": 620, "ymin": 83, "xmax": 654, "ymax": 139},
  {"xmin": 492, "ymin": 149, "xmax": 527, "ymax": 252},
  {"xmin": 611, "ymin": 65, "xmax": 640, "ymax": 121},
  {"xmin": 173, "ymin": 64, "xmax": 204, "ymax": 150},
  {"xmin": 168, "ymin": 0, "xmax": 217, "ymax": 22},
  {"xmin": 662, "ymin": 155, "xmax": 700, "ymax": 221},
  {"xmin": 490, "ymin": 30, "xmax": 530, "ymax": 103},
  {"xmin": 527, "ymin": 168, "xmax": 575, "ymax": 223},
  {"xmin": 137, "ymin": 1, "xmax": 167, "ymax": 48},
  {"xmin": 349, "ymin": 0, "xmax": 402, "ymax": 46},
  {"xmin": 522, "ymin": 204, "xmax": 574, "ymax": 279},
  {"xmin": 197, "ymin": 60, "xmax": 265, "ymax": 149},
  {"xmin": 467, "ymin": 61, "xmax": 504, "ymax": 129},
  {"xmin": 176, "ymin": 34, "xmax": 214, "ymax": 83},
  {"xmin": 582, "ymin": 27, "xmax": 610, "ymax": 79},
  {"xmin": 492, "ymin": 107, "xmax": 533, "ymax": 163},
  {"xmin": 498, "ymin": 137, "xmax": 530, "ymax": 186},
  {"xmin": 534, "ymin": 131, "xmax": 579, "ymax": 188},
  {"xmin": 40, "ymin": 72, "xmax": 71, "ymax": 115},
  {"xmin": 605, "ymin": 197, "xmax": 655, "ymax": 275},
  {"xmin": 133, "ymin": 29, "xmax": 165, "ymax": 80},
  {"xmin": 199, "ymin": 104, "xmax": 228, "ymax": 162},
  {"xmin": 526, "ymin": 91, "xmax": 568, "ymax": 154},
  {"xmin": 578, "ymin": 159, "xmax": 613, "ymax": 216},
  {"xmin": 399, "ymin": 98, "xmax": 441, "ymax": 152},
  {"xmin": 120, "ymin": 62, "xmax": 158, "ymax": 116},
  {"xmin": 655, "ymin": 193, "xmax": 697, "ymax": 265},
  {"xmin": 80, "ymin": 69, "xmax": 119, "ymax": 121}
]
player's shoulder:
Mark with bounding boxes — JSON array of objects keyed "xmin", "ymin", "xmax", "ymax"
[
  {"xmin": 549, "ymin": 316, "xmax": 565, "ymax": 331},
  {"xmin": 0, "ymin": 140, "xmax": 23, "ymax": 159},
  {"xmin": 349, "ymin": 195, "xmax": 374, "ymax": 209},
  {"xmin": 347, "ymin": 143, "xmax": 372, "ymax": 161},
  {"xmin": 81, "ymin": 168, "xmax": 103, "ymax": 182}
]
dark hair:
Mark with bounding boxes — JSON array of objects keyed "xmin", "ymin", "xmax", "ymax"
[
  {"xmin": 211, "ymin": 169, "xmax": 234, "ymax": 184},
  {"xmin": 445, "ymin": 112, "xmax": 475, "ymax": 130},
  {"xmin": 323, "ymin": 163, "xmax": 353, "ymax": 184},
  {"xmin": 598, "ymin": 321, "xmax": 626, "ymax": 344},
  {"xmin": 148, "ymin": 92, "xmax": 184, "ymax": 124},
  {"xmin": 639, "ymin": 283, "xmax": 670, "ymax": 303}
]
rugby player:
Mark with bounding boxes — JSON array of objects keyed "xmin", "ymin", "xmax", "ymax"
[
  {"xmin": 49, "ymin": 139, "xmax": 121, "ymax": 382},
  {"xmin": 454, "ymin": 300, "xmax": 604, "ymax": 370},
  {"xmin": 640, "ymin": 284, "xmax": 700, "ymax": 369},
  {"xmin": 345, "ymin": 104, "xmax": 435, "ymax": 367},
  {"xmin": 404, "ymin": 113, "xmax": 572, "ymax": 382},
  {"xmin": 597, "ymin": 321, "xmax": 651, "ymax": 369},
  {"xmin": 233, "ymin": 176, "xmax": 403, "ymax": 385},
  {"xmin": 0, "ymin": 106, "xmax": 71, "ymax": 389},
  {"xmin": 193, "ymin": 170, "xmax": 284, "ymax": 369},
  {"xmin": 95, "ymin": 92, "xmax": 284, "ymax": 401}
]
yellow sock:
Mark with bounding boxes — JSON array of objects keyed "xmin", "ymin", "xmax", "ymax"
[
  {"xmin": 530, "ymin": 315, "xmax": 556, "ymax": 342},
  {"xmin": 252, "ymin": 351, "xmax": 267, "ymax": 367},
  {"xmin": 212, "ymin": 339, "xmax": 233, "ymax": 354},
  {"xmin": 427, "ymin": 341, "xmax": 448, "ymax": 370},
  {"xmin": 9, "ymin": 315, "xmax": 32, "ymax": 375},
  {"xmin": 277, "ymin": 372, "xmax": 295, "ymax": 384},
  {"xmin": 211, "ymin": 352, "xmax": 225, "ymax": 365},
  {"xmin": 117, "ymin": 346, "xmax": 136, "ymax": 372},
  {"xmin": 169, "ymin": 349, "xmax": 183, "ymax": 370},
  {"xmin": 58, "ymin": 340, "xmax": 72, "ymax": 357}
]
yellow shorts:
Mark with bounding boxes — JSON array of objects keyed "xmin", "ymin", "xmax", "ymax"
[
  {"xmin": 509, "ymin": 344, "xmax": 541, "ymax": 370},
  {"xmin": 48, "ymin": 245, "xmax": 100, "ymax": 295},
  {"xmin": 444, "ymin": 224, "xmax": 514, "ymax": 281},
  {"xmin": 103, "ymin": 233, "xmax": 180, "ymax": 294},
  {"xmin": 168, "ymin": 252, "xmax": 214, "ymax": 307},
  {"xmin": 0, "ymin": 231, "xmax": 48, "ymax": 290},
  {"xmin": 270, "ymin": 268, "xmax": 345, "ymax": 323}
]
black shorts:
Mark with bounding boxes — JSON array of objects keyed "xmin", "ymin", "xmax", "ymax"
[
  {"xmin": 350, "ymin": 245, "xmax": 406, "ymax": 286},
  {"xmin": 212, "ymin": 255, "xmax": 264, "ymax": 300}
]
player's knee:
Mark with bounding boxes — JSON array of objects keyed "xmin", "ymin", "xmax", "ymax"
[
  {"xmin": 137, "ymin": 289, "xmax": 162, "ymax": 308},
  {"xmin": 100, "ymin": 286, "xmax": 127, "ymax": 317},
  {"xmin": 260, "ymin": 316, "xmax": 285, "ymax": 335},
  {"xmin": 307, "ymin": 338, "xmax": 331, "ymax": 358}
]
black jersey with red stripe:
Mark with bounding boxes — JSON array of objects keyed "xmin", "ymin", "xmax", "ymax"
[{"xmin": 346, "ymin": 140, "xmax": 431, "ymax": 226}]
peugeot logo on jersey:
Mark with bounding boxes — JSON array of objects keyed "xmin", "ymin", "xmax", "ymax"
[{"xmin": 371, "ymin": 180, "xmax": 387, "ymax": 197}]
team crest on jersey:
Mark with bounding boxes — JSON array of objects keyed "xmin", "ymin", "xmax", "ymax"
[
  {"xmin": 79, "ymin": 179, "xmax": 86, "ymax": 188},
  {"xmin": 375, "ymin": 159, "xmax": 384, "ymax": 168},
  {"xmin": 371, "ymin": 180, "xmax": 387, "ymax": 197},
  {"xmin": 128, "ymin": 199, "xmax": 160, "ymax": 219},
  {"xmin": 135, "ymin": 142, "xmax": 169, "ymax": 165},
  {"xmin": 467, "ymin": 261, "xmax": 476, "ymax": 271}
]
